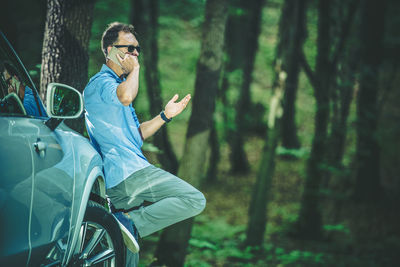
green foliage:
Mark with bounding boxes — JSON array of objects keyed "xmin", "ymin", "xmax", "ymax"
[
  {"xmin": 184, "ymin": 259, "xmax": 212, "ymax": 267},
  {"xmin": 323, "ymin": 224, "xmax": 350, "ymax": 234},
  {"xmin": 192, "ymin": 215, "xmax": 246, "ymax": 244},
  {"xmin": 28, "ymin": 64, "xmax": 42, "ymax": 89},
  {"xmin": 303, "ymin": 2, "xmax": 318, "ymax": 71},
  {"xmin": 317, "ymin": 163, "xmax": 349, "ymax": 176},
  {"xmin": 189, "ymin": 238, "xmax": 217, "ymax": 251},
  {"xmin": 89, "ymin": 0, "xmax": 130, "ymax": 78},
  {"xmin": 142, "ymin": 142, "xmax": 163, "ymax": 153},
  {"xmin": 272, "ymin": 247, "xmax": 325, "ymax": 265},
  {"xmin": 276, "ymin": 146, "xmax": 309, "ymax": 159},
  {"xmin": 186, "ymin": 214, "xmax": 333, "ymax": 266}
]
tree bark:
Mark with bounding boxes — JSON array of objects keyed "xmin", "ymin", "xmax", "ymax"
[
  {"xmin": 41, "ymin": 0, "xmax": 95, "ymax": 134},
  {"xmin": 354, "ymin": 0, "xmax": 386, "ymax": 201},
  {"xmin": 153, "ymin": 0, "xmax": 228, "ymax": 265},
  {"xmin": 324, "ymin": 0, "xmax": 359, "ymax": 186},
  {"xmin": 326, "ymin": 54, "xmax": 356, "ymax": 172},
  {"xmin": 245, "ymin": 65, "xmax": 286, "ymax": 247},
  {"xmin": 378, "ymin": 0, "xmax": 400, "ymax": 198},
  {"xmin": 278, "ymin": 0, "xmax": 308, "ymax": 150},
  {"xmin": 206, "ymin": 122, "xmax": 220, "ymax": 182},
  {"xmin": 131, "ymin": 0, "xmax": 179, "ymax": 174},
  {"xmin": 295, "ymin": 0, "xmax": 331, "ymax": 240},
  {"xmin": 229, "ymin": 0, "xmax": 264, "ymax": 173}
]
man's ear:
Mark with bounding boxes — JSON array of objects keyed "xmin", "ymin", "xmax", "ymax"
[{"xmin": 106, "ymin": 46, "xmax": 112, "ymax": 56}]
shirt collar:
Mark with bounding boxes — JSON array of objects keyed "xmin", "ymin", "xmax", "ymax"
[{"xmin": 100, "ymin": 64, "xmax": 124, "ymax": 82}]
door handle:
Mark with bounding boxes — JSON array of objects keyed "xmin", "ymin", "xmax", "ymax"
[{"xmin": 33, "ymin": 139, "xmax": 47, "ymax": 158}]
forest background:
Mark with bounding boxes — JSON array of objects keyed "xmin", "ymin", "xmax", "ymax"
[{"xmin": 1, "ymin": 0, "xmax": 400, "ymax": 266}]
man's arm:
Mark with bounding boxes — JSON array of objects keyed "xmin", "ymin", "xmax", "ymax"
[
  {"xmin": 116, "ymin": 54, "xmax": 140, "ymax": 106},
  {"xmin": 140, "ymin": 94, "xmax": 191, "ymax": 140},
  {"xmin": 139, "ymin": 114, "xmax": 166, "ymax": 140}
]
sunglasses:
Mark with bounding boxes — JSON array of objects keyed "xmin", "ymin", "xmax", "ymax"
[{"xmin": 114, "ymin": 45, "xmax": 141, "ymax": 53}]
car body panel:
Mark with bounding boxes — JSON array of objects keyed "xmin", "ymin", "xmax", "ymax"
[
  {"xmin": 0, "ymin": 31, "xmax": 106, "ymax": 266},
  {"xmin": 0, "ymin": 117, "xmax": 104, "ymax": 265},
  {"xmin": 0, "ymin": 118, "xmax": 32, "ymax": 266}
]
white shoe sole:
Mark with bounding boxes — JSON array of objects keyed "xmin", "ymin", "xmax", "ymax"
[{"xmin": 112, "ymin": 215, "xmax": 140, "ymax": 253}]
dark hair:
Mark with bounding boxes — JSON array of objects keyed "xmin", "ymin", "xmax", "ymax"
[
  {"xmin": 3, "ymin": 61, "xmax": 19, "ymax": 78},
  {"xmin": 101, "ymin": 22, "xmax": 136, "ymax": 58}
]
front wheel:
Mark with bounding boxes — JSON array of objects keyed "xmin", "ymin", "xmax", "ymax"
[{"xmin": 71, "ymin": 201, "xmax": 125, "ymax": 266}]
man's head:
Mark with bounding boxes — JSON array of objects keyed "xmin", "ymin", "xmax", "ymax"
[
  {"xmin": 101, "ymin": 22, "xmax": 139, "ymax": 59},
  {"xmin": 2, "ymin": 62, "xmax": 18, "ymax": 80},
  {"xmin": 2, "ymin": 62, "xmax": 24, "ymax": 98}
]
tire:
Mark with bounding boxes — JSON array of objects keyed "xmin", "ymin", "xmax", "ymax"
[{"xmin": 71, "ymin": 201, "xmax": 125, "ymax": 267}]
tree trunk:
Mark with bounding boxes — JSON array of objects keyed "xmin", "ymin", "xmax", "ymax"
[
  {"xmin": 354, "ymin": 0, "xmax": 386, "ymax": 201},
  {"xmin": 379, "ymin": 67, "xmax": 400, "ymax": 198},
  {"xmin": 206, "ymin": 122, "xmax": 220, "ymax": 182},
  {"xmin": 326, "ymin": 51, "xmax": 356, "ymax": 176},
  {"xmin": 131, "ymin": 0, "xmax": 178, "ymax": 173},
  {"xmin": 229, "ymin": 0, "xmax": 264, "ymax": 173},
  {"xmin": 278, "ymin": 0, "xmax": 308, "ymax": 151},
  {"xmin": 324, "ymin": 0, "xmax": 359, "ymax": 186},
  {"xmin": 295, "ymin": 0, "xmax": 331, "ymax": 240},
  {"xmin": 153, "ymin": 0, "xmax": 228, "ymax": 265},
  {"xmin": 378, "ymin": 0, "xmax": 400, "ymax": 199},
  {"xmin": 245, "ymin": 65, "xmax": 286, "ymax": 247},
  {"xmin": 41, "ymin": 0, "xmax": 95, "ymax": 134}
]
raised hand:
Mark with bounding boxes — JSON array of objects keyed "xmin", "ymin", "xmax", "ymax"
[
  {"xmin": 164, "ymin": 94, "xmax": 191, "ymax": 119},
  {"xmin": 117, "ymin": 53, "xmax": 140, "ymax": 74}
]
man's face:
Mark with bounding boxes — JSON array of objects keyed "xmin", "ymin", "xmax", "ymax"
[
  {"xmin": 3, "ymin": 69, "xmax": 11, "ymax": 85},
  {"xmin": 114, "ymin": 31, "xmax": 140, "ymax": 57}
]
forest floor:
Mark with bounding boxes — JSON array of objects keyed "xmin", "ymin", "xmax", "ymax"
[{"xmin": 139, "ymin": 132, "xmax": 400, "ymax": 267}]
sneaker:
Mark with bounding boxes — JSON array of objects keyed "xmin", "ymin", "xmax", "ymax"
[{"xmin": 112, "ymin": 212, "xmax": 140, "ymax": 253}]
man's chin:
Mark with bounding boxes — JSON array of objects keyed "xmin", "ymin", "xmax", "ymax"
[{"xmin": 122, "ymin": 69, "xmax": 131, "ymax": 76}]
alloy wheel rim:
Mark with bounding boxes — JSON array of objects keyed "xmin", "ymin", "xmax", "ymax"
[{"xmin": 76, "ymin": 221, "xmax": 116, "ymax": 267}]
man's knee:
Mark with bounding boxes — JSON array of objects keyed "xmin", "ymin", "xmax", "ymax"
[{"xmin": 190, "ymin": 190, "xmax": 206, "ymax": 216}]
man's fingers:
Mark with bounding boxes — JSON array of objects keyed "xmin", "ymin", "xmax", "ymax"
[
  {"xmin": 116, "ymin": 54, "xmax": 124, "ymax": 63},
  {"xmin": 169, "ymin": 94, "xmax": 179, "ymax": 103},
  {"xmin": 180, "ymin": 94, "xmax": 191, "ymax": 106}
]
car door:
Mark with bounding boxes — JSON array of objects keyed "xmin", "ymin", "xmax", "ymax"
[
  {"xmin": 0, "ymin": 32, "xmax": 74, "ymax": 266},
  {"xmin": 27, "ymin": 119, "xmax": 76, "ymax": 266},
  {"xmin": 0, "ymin": 34, "xmax": 36, "ymax": 266},
  {"xmin": 0, "ymin": 116, "xmax": 33, "ymax": 266}
]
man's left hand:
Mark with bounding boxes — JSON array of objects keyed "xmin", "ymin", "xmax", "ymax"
[{"xmin": 164, "ymin": 94, "xmax": 191, "ymax": 119}]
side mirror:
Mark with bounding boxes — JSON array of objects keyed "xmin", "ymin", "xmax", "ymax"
[{"xmin": 46, "ymin": 83, "xmax": 83, "ymax": 119}]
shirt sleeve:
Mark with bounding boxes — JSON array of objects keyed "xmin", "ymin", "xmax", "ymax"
[
  {"xmin": 23, "ymin": 98, "xmax": 38, "ymax": 116},
  {"xmin": 23, "ymin": 87, "xmax": 44, "ymax": 117},
  {"xmin": 98, "ymin": 76, "xmax": 123, "ymax": 106}
]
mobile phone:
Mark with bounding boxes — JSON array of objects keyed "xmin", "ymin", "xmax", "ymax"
[
  {"xmin": 107, "ymin": 46, "xmax": 126, "ymax": 67},
  {"xmin": 10, "ymin": 77, "xmax": 21, "ymax": 95}
]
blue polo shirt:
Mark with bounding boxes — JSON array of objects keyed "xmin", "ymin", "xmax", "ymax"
[
  {"xmin": 84, "ymin": 64, "xmax": 150, "ymax": 189},
  {"xmin": 24, "ymin": 86, "xmax": 47, "ymax": 118}
]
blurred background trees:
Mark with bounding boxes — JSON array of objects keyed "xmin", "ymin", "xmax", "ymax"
[
  {"xmin": 131, "ymin": 0, "xmax": 179, "ymax": 174},
  {"xmin": 154, "ymin": 0, "xmax": 228, "ymax": 265},
  {"xmin": 1, "ymin": 0, "xmax": 400, "ymax": 265}
]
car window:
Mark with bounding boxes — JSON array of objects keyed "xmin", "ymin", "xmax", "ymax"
[{"xmin": 0, "ymin": 33, "xmax": 47, "ymax": 118}]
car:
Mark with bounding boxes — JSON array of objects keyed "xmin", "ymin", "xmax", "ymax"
[{"xmin": 0, "ymin": 31, "xmax": 125, "ymax": 266}]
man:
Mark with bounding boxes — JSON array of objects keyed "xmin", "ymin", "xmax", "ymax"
[
  {"xmin": 2, "ymin": 62, "xmax": 46, "ymax": 117},
  {"xmin": 84, "ymin": 22, "xmax": 206, "ymax": 262}
]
